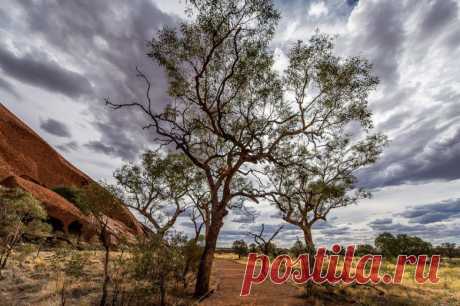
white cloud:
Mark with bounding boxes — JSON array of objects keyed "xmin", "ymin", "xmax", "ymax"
[{"xmin": 308, "ymin": 1, "xmax": 329, "ymax": 17}]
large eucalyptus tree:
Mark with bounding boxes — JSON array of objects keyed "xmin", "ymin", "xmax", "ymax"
[{"xmin": 106, "ymin": 0, "xmax": 384, "ymax": 296}]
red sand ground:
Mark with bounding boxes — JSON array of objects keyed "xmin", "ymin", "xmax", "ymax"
[{"xmin": 201, "ymin": 259, "xmax": 309, "ymax": 306}]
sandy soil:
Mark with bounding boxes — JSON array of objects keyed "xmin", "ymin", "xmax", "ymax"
[{"xmin": 200, "ymin": 258, "xmax": 311, "ymax": 306}]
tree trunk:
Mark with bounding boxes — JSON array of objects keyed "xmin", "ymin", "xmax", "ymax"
[
  {"xmin": 302, "ymin": 226, "xmax": 316, "ymax": 296},
  {"xmin": 159, "ymin": 273, "xmax": 166, "ymax": 306},
  {"xmin": 303, "ymin": 227, "xmax": 315, "ymax": 256},
  {"xmin": 100, "ymin": 228, "xmax": 110, "ymax": 306},
  {"xmin": 194, "ymin": 209, "xmax": 226, "ymax": 298}
]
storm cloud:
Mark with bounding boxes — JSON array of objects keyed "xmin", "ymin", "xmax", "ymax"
[
  {"xmin": 0, "ymin": 47, "xmax": 92, "ymax": 98},
  {"xmin": 40, "ymin": 118, "xmax": 72, "ymax": 138}
]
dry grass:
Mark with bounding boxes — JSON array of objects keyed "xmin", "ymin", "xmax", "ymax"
[
  {"xmin": 0, "ymin": 249, "xmax": 120, "ymax": 306},
  {"xmin": 218, "ymin": 253, "xmax": 460, "ymax": 306},
  {"xmin": 1, "ymin": 250, "xmax": 459, "ymax": 305}
]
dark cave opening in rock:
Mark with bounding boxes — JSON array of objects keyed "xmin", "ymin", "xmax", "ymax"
[
  {"xmin": 68, "ymin": 220, "xmax": 83, "ymax": 237},
  {"xmin": 47, "ymin": 217, "xmax": 64, "ymax": 233}
]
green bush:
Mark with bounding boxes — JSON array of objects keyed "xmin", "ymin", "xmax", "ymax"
[
  {"xmin": 0, "ymin": 187, "xmax": 51, "ymax": 269},
  {"xmin": 52, "ymin": 186, "xmax": 91, "ymax": 214}
]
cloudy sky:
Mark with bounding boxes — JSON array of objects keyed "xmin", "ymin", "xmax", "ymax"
[{"xmin": 1, "ymin": 0, "xmax": 460, "ymax": 247}]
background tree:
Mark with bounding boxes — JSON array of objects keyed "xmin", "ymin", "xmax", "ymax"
[
  {"xmin": 113, "ymin": 151, "xmax": 200, "ymax": 237},
  {"xmin": 181, "ymin": 208, "xmax": 205, "ymax": 289},
  {"xmin": 375, "ymin": 232, "xmax": 433, "ymax": 258},
  {"xmin": 131, "ymin": 233, "xmax": 188, "ymax": 306},
  {"xmin": 437, "ymin": 242, "xmax": 457, "ymax": 259},
  {"xmin": 356, "ymin": 244, "xmax": 376, "ymax": 256},
  {"xmin": 232, "ymin": 240, "xmax": 248, "ymax": 259},
  {"xmin": 0, "ymin": 187, "xmax": 51, "ymax": 269},
  {"xmin": 261, "ymin": 34, "xmax": 386, "ymax": 261},
  {"xmin": 375, "ymin": 232, "xmax": 399, "ymax": 257},
  {"xmin": 79, "ymin": 182, "xmax": 125, "ymax": 306},
  {"xmin": 106, "ymin": 0, "xmax": 384, "ymax": 296},
  {"xmin": 290, "ymin": 238, "xmax": 306, "ymax": 258},
  {"xmin": 247, "ymin": 224, "xmax": 283, "ymax": 256}
]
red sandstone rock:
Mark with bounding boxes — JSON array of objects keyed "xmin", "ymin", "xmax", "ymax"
[{"xmin": 0, "ymin": 102, "xmax": 143, "ymax": 239}]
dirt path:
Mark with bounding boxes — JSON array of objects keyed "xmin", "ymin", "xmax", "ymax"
[{"xmin": 200, "ymin": 258, "xmax": 308, "ymax": 306}]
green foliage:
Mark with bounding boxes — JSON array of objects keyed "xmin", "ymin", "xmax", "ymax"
[
  {"xmin": 355, "ymin": 244, "xmax": 376, "ymax": 256},
  {"xmin": 0, "ymin": 187, "xmax": 51, "ymax": 269},
  {"xmin": 232, "ymin": 240, "xmax": 248, "ymax": 258},
  {"xmin": 106, "ymin": 0, "xmax": 386, "ymax": 296},
  {"xmin": 435, "ymin": 243, "xmax": 459, "ymax": 259},
  {"xmin": 375, "ymin": 232, "xmax": 433, "ymax": 258},
  {"xmin": 65, "ymin": 251, "xmax": 87, "ymax": 278},
  {"xmin": 130, "ymin": 233, "xmax": 189, "ymax": 305},
  {"xmin": 113, "ymin": 150, "xmax": 204, "ymax": 236},
  {"xmin": 290, "ymin": 238, "xmax": 306, "ymax": 257},
  {"xmin": 52, "ymin": 186, "xmax": 91, "ymax": 214}
]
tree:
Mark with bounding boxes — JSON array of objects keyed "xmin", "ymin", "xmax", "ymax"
[
  {"xmin": 356, "ymin": 244, "xmax": 376, "ymax": 256},
  {"xmin": 247, "ymin": 224, "xmax": 283, "ymax": 256},
  {"xmin": 261, "ymin": 34, "xmax": 386, "ymax": 262},
  {"xmin": 375, "ymin": 233, "xmax": 432, "ymax": 258},
  {"xmin": 181, "ymin": 208, "xmax": 205, "ymax": 289},
  {"xmin": 113, "ymin": 151, "xmax": 202, "ymax": 237},
  {"xmin": 438, "ymin": 242, "xmax": 457, "ymax": 259},
  {"xmin": 0, "ymin": 187, "xmax": 51, "ymax": 269},
  {"xmin": 131, "ymin": 233, "xmax": 188, "ymax": 306},
  {"xmin": 105, "ymin": 0, "xmax": 384, "ymax": 296},
  {"xmin": 52, "ymin": 186, "xmax": 91, "ymax": 215},
  {"xmin": 375, "ymin": 232, "xmax": 398, "ymax": 257},
  {"xmin": 232, "ymin": 240, "xmax": 248, "ymax": 259},
  {"xmin": 290, "ymin": 238, "xmax": 306, "ymax": 257},
  {"xmin": 79, "ymin": 182, "xmax": 124, "ymax": 306}
]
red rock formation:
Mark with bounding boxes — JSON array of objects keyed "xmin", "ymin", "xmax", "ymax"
[{"xmin": 0, "ymin": 102, "xmax": 143, "ymax": 239}]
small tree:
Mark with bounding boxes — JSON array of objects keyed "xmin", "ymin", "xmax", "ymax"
[
  {"xmin": 290, "ymin": 238, "xmax": 306, "ymax": 257},
  {"xmin": 131, "ymin": 233, "xmax": 187, "ymax": 306},
  {"xmin": 113, "ymin": 151, "xmax": 202, "ymax": 237},
  {"xmin": 232, "ymin": 240, "xmax": 248, "ymax": 259},
  {"xmin": 439, "ymin": 242, "xmax": 457, "ymax": 259},
  {"xmin": 247, "ymin": 224, "xmax": 283, "ymax": 256},
  {"xmin": 356, "ymin": 244, "xmax": 376, "ymax": 256},
  {"xmin": 375, "ymin": 232, "xmax": 398, "ymax": 257},
  {"xmin": 182, "ymin": 208, "xmax": 205, "ymax": 289},
  {"xmin": 79, "ymin": 182, "xmax": 121, "ymax": 306},
  {"xmin": 0, "ymin": 187, "xmax": 51, "ymax": 269},
  {"xmin": 52, "ymin": 186, "xmax": 91, "ymax": 214}
]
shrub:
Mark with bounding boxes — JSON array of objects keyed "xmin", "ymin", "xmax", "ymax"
[
  {"xmin": 0, "ymin": 187, "xmax": 51, "ymax": 269},
  {"xmin": 130, "ymin": 233, "xmax": 188, "ymax": 306},
  {"xmin": 232, "ymin": 240, "xmax": 248, "ymax": 259},
  {"xmin": 52, "ymin": 186, "xmax": 91, "ymax": 214}
]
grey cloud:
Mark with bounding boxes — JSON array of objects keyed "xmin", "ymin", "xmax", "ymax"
[
  {"xmin": 419, "ymin": 0, "xmax": 458, "ymax": 40},
  {"xmin": 56, "ymin": 141, "xmax": 79, "ymax": 153},
  {"xmin": 3, "ymin": 0, "xmax": 176, "ymax": 161},
  {"xmin": 84, "ymin": 141, "xmax": 116, "ymax": 156},
  {"xmin": 0, "ymin": 77, "xmax": 20, "ymax": 98},
  {"xmin": 312, "ymin": 220, "xmax": 333, "ymax": 229},
  {"xmin": 346, "ymin": 0, "xmax": 359, "ymax": 7},
  {"xmin": 358, "ymin": 124, "xmax": 460, "ymax": 188},
  {"xmin": 231, "ymin": 205, "xmax": 259, "ymax": 224},
  {"xmin": 368, "ymin": 218, "xmax": 393, "ymax": 226},
  {"xmin": 399, "ymin": 198, "xmax": 460, "ymax": 224},
  {"xmin": 346, "ymin": 1, "xmax": 405, "ymax": 87},
  {"xmin": 40, "ymin": 118, "xmax": 72, "ymax": 138},
  {"xmin": 0, "ymin": 47, "xmax": 92, "ymax": 98}
]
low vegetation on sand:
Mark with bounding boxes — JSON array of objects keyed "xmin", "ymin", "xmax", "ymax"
[{"xmin": 216, "ymin": 252, "xmax": 460, "ymax": 306}]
